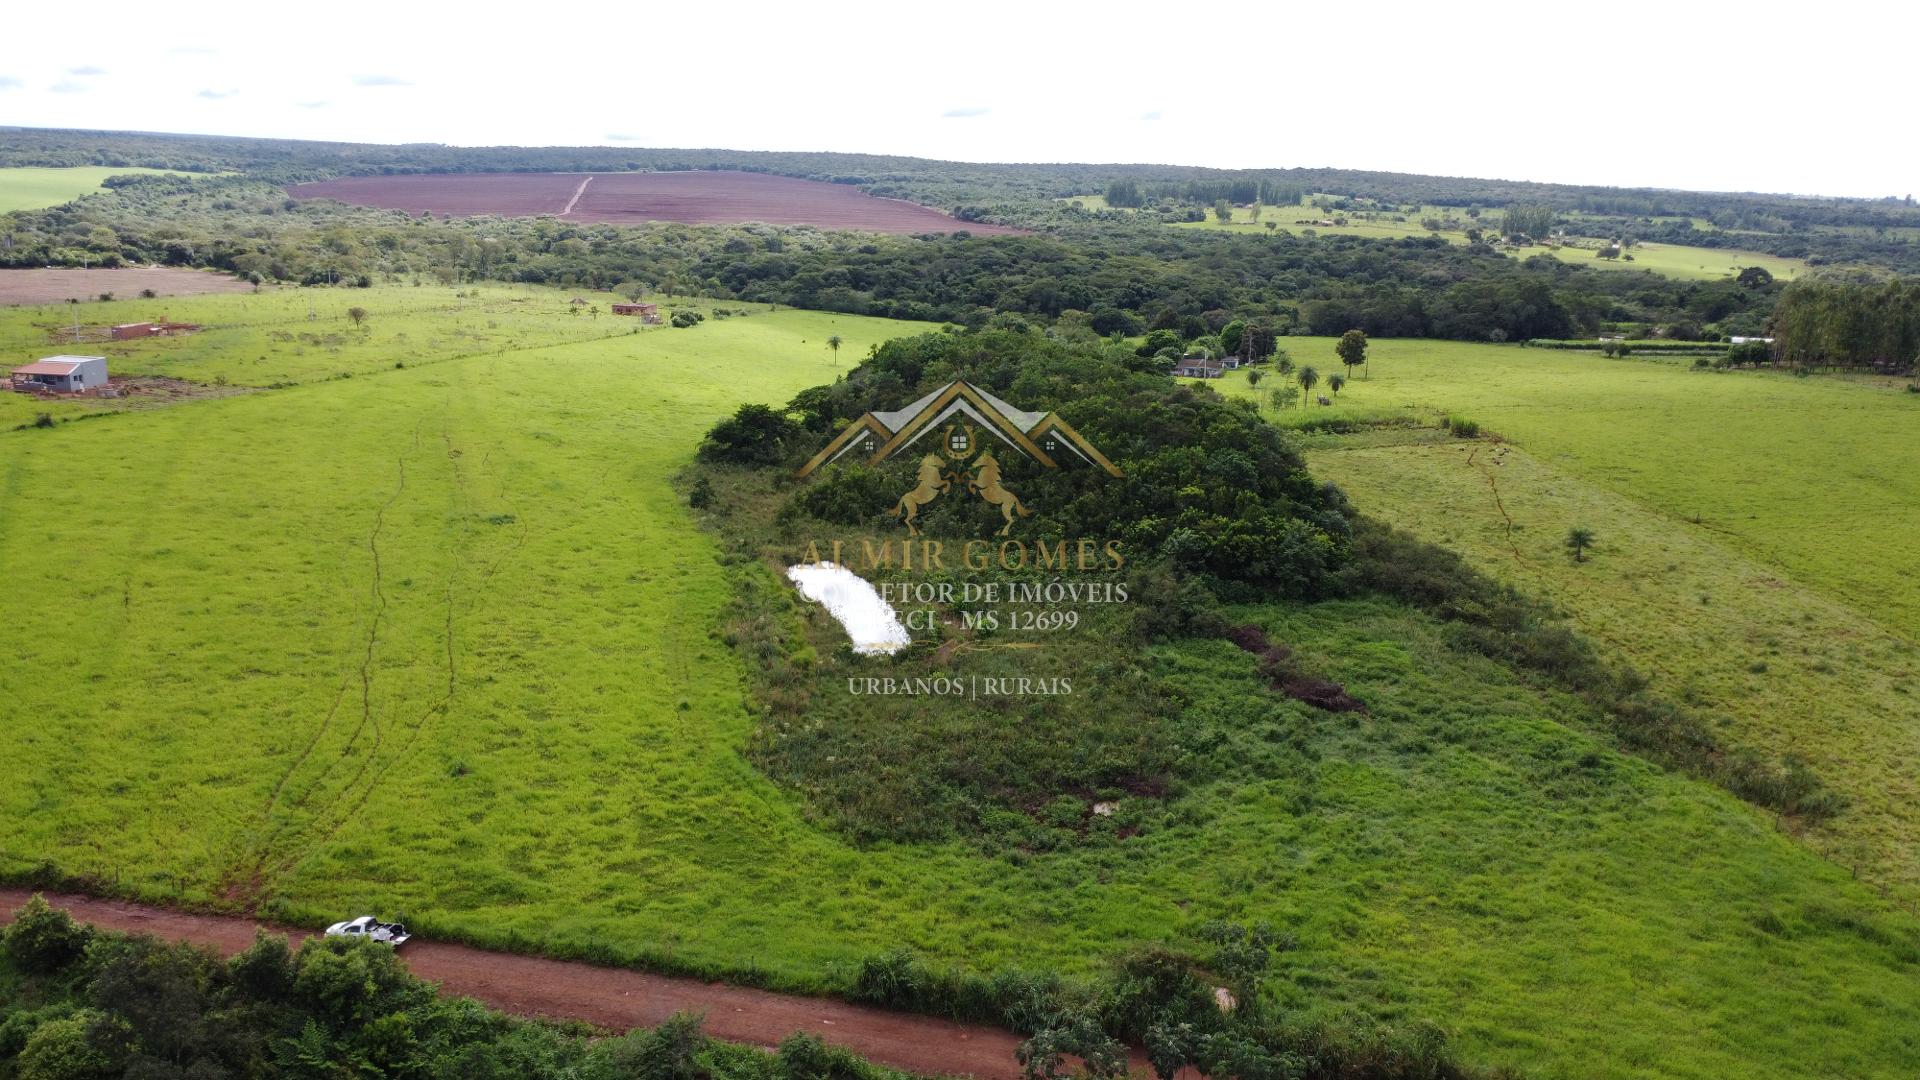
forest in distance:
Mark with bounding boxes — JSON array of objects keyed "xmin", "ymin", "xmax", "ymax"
[{"xmin": 3, "ymin": 125, "xmax": 1919, "ymax": 274}]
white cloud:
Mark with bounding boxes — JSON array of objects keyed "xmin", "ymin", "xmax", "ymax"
[
  {"xmin": 198, "ymin": 88, "xmax": 239, "ymax": 100},
  {"xmin": 67, "ymin": 65, "xmax": 107, "ymax": 76},
  {"xmin": 0, "ymin": 0, "xmax": 1912, "ymax": 198},
  {"xmin": 942, "ymin": 106, "xmax": 990, "ymax": 119},
  {"xmin": 0, "ymin": 76, "xmax": 23, "ymax": 91}
]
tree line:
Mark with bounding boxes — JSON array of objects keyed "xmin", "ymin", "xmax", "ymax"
[
  {"xmin": 0, "ymin": 175, "xmax": 1789, "ymax": 345},
  {"xmin": 1770, "ymin": 278, "xmax": 1920, "ymax": 370},
  {"xmin": 7, "ymin": 128, "xmax": 1918, "ymax": 271}
]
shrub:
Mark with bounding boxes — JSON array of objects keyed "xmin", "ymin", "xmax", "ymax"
[
  {"xmin": 670, "ymin": 310, "xmax": 704, "ymax": 328},
  {"xmin": 687, "ymin": 477, "xmax": 715, "ymax": 509},
  {"xmin": 32, "ymin": 412, "xmax": 55, "ymax": 429},
  {"xmin": 1443, "ymin": 415, "xmax": 1479, "ymax": 438},
  {"xmin": 788, "ymin": 463, "xmax": 893, "ymax": 526},
  {"xmin": 584, "ymin": 1012, "xmax": 708, "ymax": 1080},
  {"xmin": 777, "ymin": 1032, "xmax": 876, "ymax": 1080},
  {"xmin": 17, "ymin": 1009, "xmax": 132, "ymax": 1080},
  {"xmin": 698, "ymin": 403, "xmax": 802, "ymax": 466},
  {"xmin": 2, "ymin": 895, "xmax": 92, "ymax": 974}
]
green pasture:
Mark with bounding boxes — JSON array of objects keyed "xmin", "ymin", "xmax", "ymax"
[
  {"xmin": 1305, "ymin": 434, "xmax": 1920, "ymax": 896},
  {"xmin": 1534, "ymin": 239, "xmax": 1806, "ymax": 280},
  {"xmin": 0, "ymin": 284, "xmax": 729, "ymax": 429},
  {"xmin": 1082, "ymin": 190, "xmax": 1806, "ymax": 279},
  {"xmin": 1216, "ymin": 340, "xmax": 1920, "ymax": 635},
  {"xmin": 0, "ymin": 166, "xmax": 207, "ymax": 213},
  {"xmin": 1215, "ymin": 340, "xmax": 1920, "ymax": 891},
  {"xmin": 1170, "ymin": 200, "xmax": 1443, "ymax": 242},
  {"xmin": 2, "ymin": 296, "xmax": 1918, "ymax": 1076}
]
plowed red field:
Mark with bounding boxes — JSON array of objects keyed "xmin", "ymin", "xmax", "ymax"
[{"xmin": 288, "ymin": 171, "xmax": 1023, "ymax": 235}]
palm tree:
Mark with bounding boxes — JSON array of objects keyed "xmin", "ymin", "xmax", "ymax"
[
  {"xmin": 1247, "ymin": 369, "xmax": 1264, "ymax": 388},
  {"xmin": 1565, "ymin": 526, "xmax": 1597, "ymax": 563},
  {"xmin": 1296, "ymin": 365, "xmax": 1319, "ymax": 407},
  {"xmin": 827, "ymin": 334, "xmax": 843, "ymax": 365},
  {"xmin": 1328, "ymin": 373, "xmax": 1345, "ymax": 398}
]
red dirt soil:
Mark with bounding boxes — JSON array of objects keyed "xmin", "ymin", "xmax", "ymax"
[
  {"xmin": 287, "ymin": 171, "xmax": 1024, "ymax": 236},
  {"xmin": 0, "ymin": 268, "xmax": 253, "ymax": 307},
  {"xmin": 0, "ymin": 888, "xmax": 1033, "ymax": 1078}
]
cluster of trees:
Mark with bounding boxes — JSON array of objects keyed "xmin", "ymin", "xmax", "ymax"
[
  {"xmin": 1770, "ymin": 278, "xmax": 1920, "ymax": 370},
  {"xmin": 1501, "ymin": 203, "xmax": 1556, "ymax": 241},
  {"xmin": 0, "ymin": 896, "xmax": 890, "ymax": 1080},
  {"xmin": 774, "ymin": 328, "xmax": 1354, "ymax": 596},
  {"xmin": 1105, "ymin": 177, "xmax": 1307, "ymax": 210}
]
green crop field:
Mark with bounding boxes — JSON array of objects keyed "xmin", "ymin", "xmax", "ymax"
[
  {"xmin": 0, "ymin": 166, "xmax": 207, "ymax": 212},
  {"xmin": 3, "ymin": 292, "xmax": 1919, "ymax": 1078}
]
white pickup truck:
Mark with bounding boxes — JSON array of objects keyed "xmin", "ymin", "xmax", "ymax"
[{"xmin": 323, "ymin": 915, "xmax": 412, "ymax": 947}]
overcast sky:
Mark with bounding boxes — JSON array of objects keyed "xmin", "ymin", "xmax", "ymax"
[{"xmin": 2, "ymin": 0, "xmax": 1911, "ymax": 199}]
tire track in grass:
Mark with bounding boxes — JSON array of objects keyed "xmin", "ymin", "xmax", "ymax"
[
  {"xmin": 1466, "ymin": 443, "xmax": 1525, "ymax": 562},
  {"xmin": 239, "ymin": 421, "xmax": 426, "ymax": 894},
  {"xmin": 270, "ymin": 414, "xmax": 495, "ymax": 879}
]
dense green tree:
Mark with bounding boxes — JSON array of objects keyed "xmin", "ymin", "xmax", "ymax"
[
  {"xmin": 698, "ymin": 403, "xmax": 803, "ymax": 466},
  {"xmin": 1336, "ymin": 328, "xmax": 1369, "ymax": 379},
  {"xmin": 1503, "ymin": 203, "xmax": 1556, "ymax": 241}
]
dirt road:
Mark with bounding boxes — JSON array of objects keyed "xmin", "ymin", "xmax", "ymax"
[
  {"xmin": 560, "ymin": 175, "xmax": 594, "ymax": 217},
  {"xmin": 0, "ymin": 889, "xmax": 1030, "ymax": 1078}
]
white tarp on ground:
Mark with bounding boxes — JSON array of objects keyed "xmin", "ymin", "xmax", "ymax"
[{"xmin": 785, "ymin": 562, "xmax": 911, "ymax": 656}]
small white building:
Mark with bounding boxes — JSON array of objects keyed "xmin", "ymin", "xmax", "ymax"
[
  {"xmin": 10, "ymin": 355, "xmax": 109, "ymax": 394},
  {"xmin": 1174, "ymin": 358, "xmax": 1225, "ymax": 378}
]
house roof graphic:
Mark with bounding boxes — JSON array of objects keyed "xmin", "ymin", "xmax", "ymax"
[{"xmin": 795, "ymin": 380, "xmax": 1122, "ymax": 478}]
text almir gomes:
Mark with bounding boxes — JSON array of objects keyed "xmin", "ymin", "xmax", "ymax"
[{"xmin": 799, "ymin": 537, "xmax": 1125, "ymax": 572}]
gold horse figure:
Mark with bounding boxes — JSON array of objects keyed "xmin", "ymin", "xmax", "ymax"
[
  {"xmin": 891, "ymin": 454, "xmax": 950, "ymax": 536},
  {"xmin": 968, "ymin": 451, "xmax": 1031, "ymax": 536}
]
